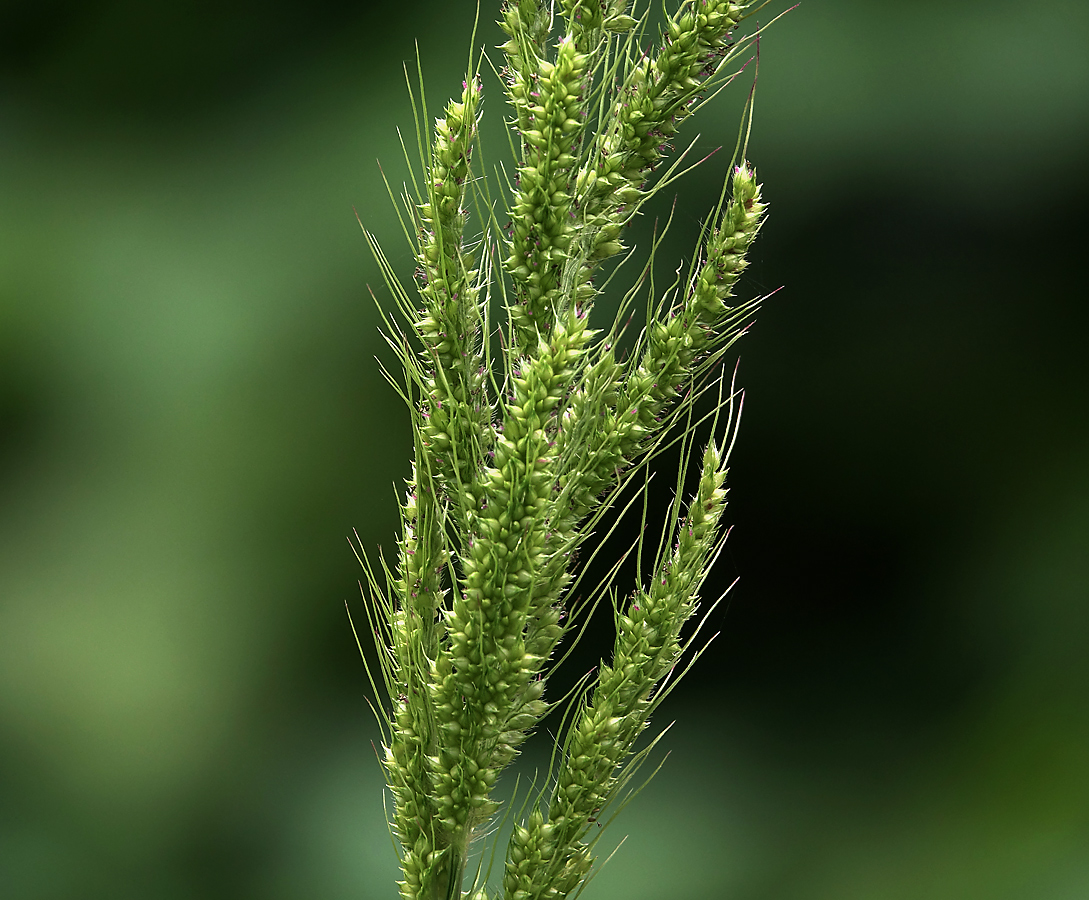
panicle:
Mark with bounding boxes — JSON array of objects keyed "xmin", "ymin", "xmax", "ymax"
[{"xmin": 361, "ymin": 4, "xmax": 771, "ymax": 899}]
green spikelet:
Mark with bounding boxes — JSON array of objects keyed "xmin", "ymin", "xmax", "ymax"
[
  {"xmin": 357, "ymin": 3, "xmax": 779, "ymax": 899},
  {"xmin": 503, "ymin": 440, "xmax": 733, "ymax": 900},
  {"xmin": 416, "ymin": 76, "xmax": 491, "ymax": 505}
]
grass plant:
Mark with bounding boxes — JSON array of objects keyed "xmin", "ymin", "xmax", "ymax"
[{"xmin": 353, "ymin": 2, "xmax": 774, "ymax": 897}]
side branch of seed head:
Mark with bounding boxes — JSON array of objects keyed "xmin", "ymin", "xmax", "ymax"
[
  {"xmin": 503, "ymin": 440, "xmax": 733, "ymax": 900},
  {"xmin": 416, "ymin": 76, "xmax": 492, "ymax": 506}
]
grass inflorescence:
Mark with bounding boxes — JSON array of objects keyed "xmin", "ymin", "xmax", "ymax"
[{"xmin": 353, "ymin": 2, "xmax": 774, "ymax": 898}]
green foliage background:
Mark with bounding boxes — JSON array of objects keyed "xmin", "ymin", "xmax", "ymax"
[{"xmin": 1, "ymin": 1, "xmax": 1087, "ymax": 897}]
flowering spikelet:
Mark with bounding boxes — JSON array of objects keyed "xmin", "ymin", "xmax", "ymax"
[
  {"xmin": 499, "ymin": 0, "xmax": 554, "ymax": 81},
  {"xmin": 357, "ymin": 3, "xmax": 777, "ymax": 899}
]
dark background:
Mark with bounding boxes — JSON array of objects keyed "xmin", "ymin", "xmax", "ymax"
[{"xmin": 1, "ymin": 1, "xmax": 1087, "ymax": 898}]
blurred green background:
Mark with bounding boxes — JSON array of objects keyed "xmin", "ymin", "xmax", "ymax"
[{"xmin": 1, "ymin": 1, "xmax": 1087, "ymax": 897}]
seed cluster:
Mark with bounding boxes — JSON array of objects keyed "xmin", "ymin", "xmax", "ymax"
[
  {"xmin": 384, "ymin": 457, "xmax": 447, "ymax": 900},
  {"xmin": 416, "ymin": 78, "xmax": 492, "ymax": 498},
  {"xmin": 572, "ymin": 0, "xmax": 742, "ymax": 277},
  {"xmin": 553, "ymin": 162, "xmax": 764, "ymax": 524},
  {"xmin": 504, "ymin": 35, "xmax": 590, "ymax": 351},
  {"xmin": 429, "ymin": 310, "xmax": 592, "ymax": 837},
  {"xmin": 361, "ymin": 3, "xmax": 770, "ymax": 899},
  {"xmin": 505, "ymin": 443, "xmax": 731, "ymax": 900}
]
